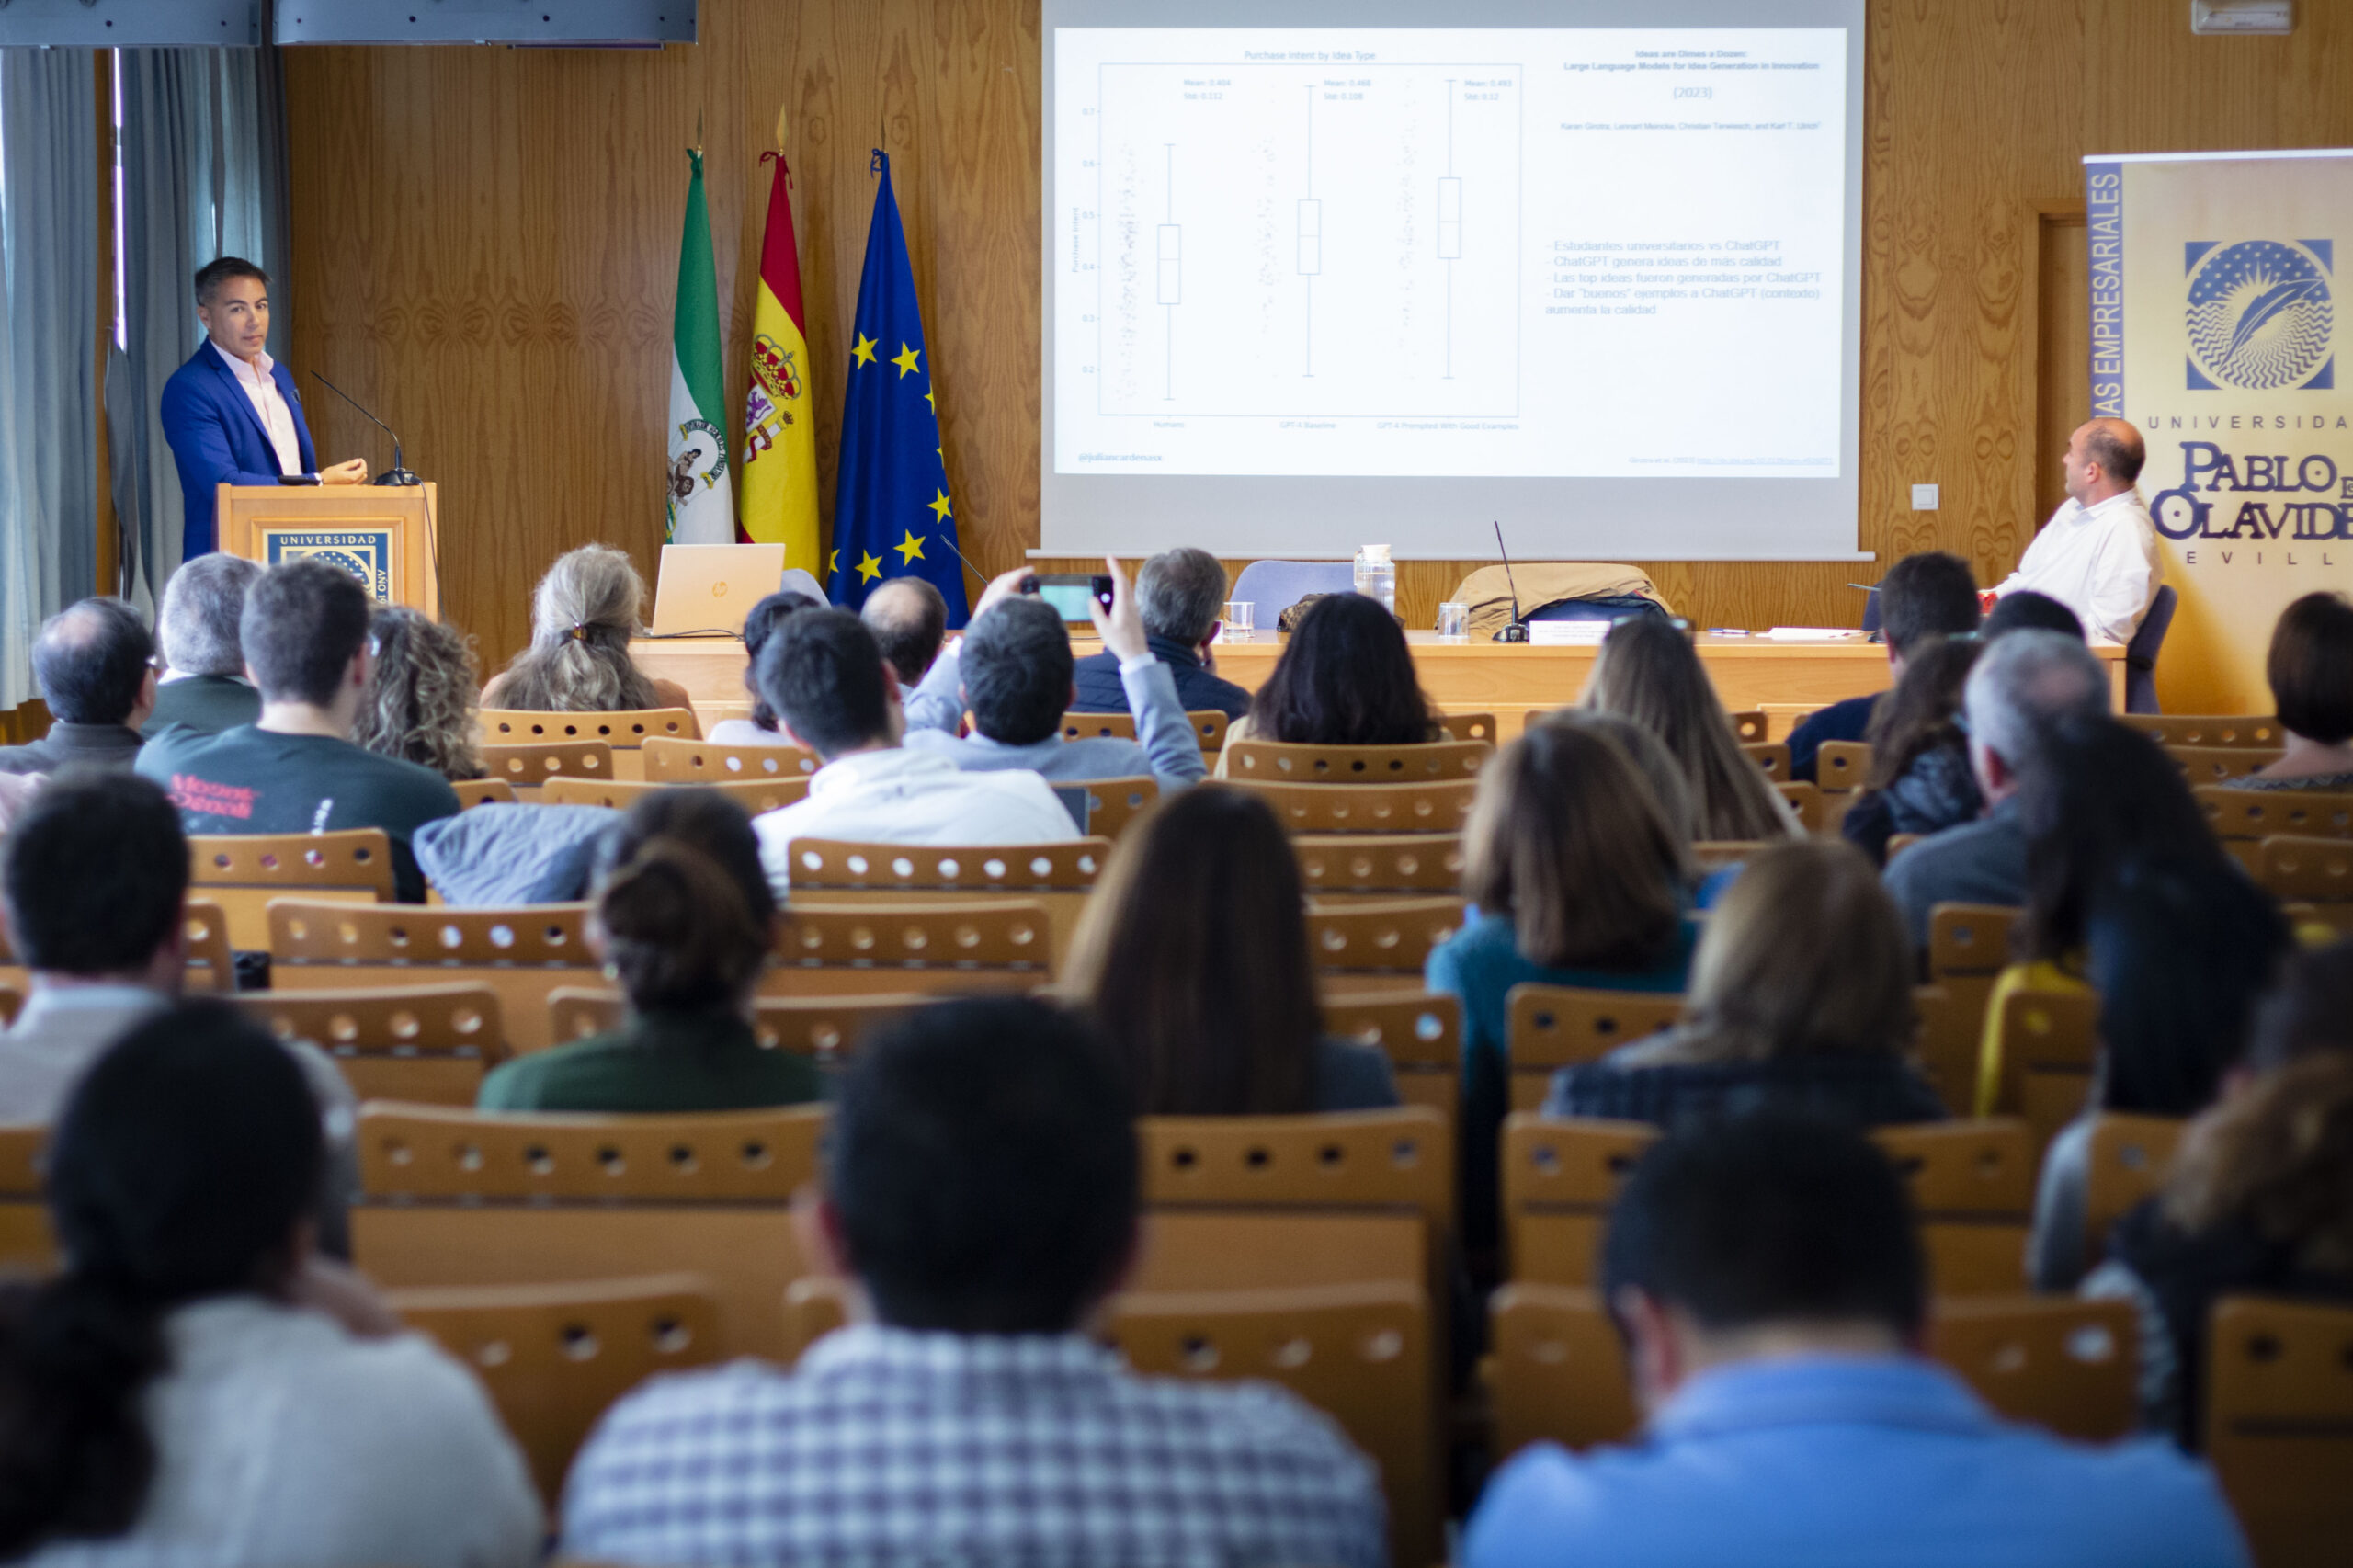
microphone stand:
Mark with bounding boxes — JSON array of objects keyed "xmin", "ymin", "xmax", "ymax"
[
  {"xmin": 1492, "ymin": 520, "xmax": 1529, "ymax": 642},
  {"xmin": 312, "ymin": 371, "xmax": 421, "ymax": 486}
]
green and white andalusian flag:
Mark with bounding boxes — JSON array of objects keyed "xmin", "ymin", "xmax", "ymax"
[{"xmin": 665, "ymin": 147, "xmax": 734, "ymax": 542}]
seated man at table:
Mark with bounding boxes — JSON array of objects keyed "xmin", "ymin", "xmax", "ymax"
[
  {"xmin": 749, "ymin": 608, "xmax": 1075, "ymax": 895},
  {"xmin": 1881, "ymin": 629, "xmax": 2109, "ymax": 954},
  {"xmin": 1464, "ymin": 1114, "xmax": 2246, "ymax": 1568},
  {"xmin": 136, "ymin": 559, "xmax": 460, "ymax": 902},
  {"xmin": 902, "ymin": 561, "xmax": 1206, "ymax": 792},
  {"xmin": 0, "ymin": 599, "xmax": 155, "ymax": 776},
  {"xmin": 1069, "ymin": 547, "xmax": 1252, "ymax": 721},
  {"xmin": 1787, "ymin": 551, "xmax": 1980, "ymax": 783},
  {"xmin": 143, "ymin": 552, "xmax": 264, "ymax": 737},
  {"xmin": 560, "ymin": 996, "xmax": 1385, "ymax": 1568}
]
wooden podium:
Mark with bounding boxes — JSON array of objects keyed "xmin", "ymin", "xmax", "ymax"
[{"xmin": 215, "ymin": 483, "xmax": 440, "ymax": 618}]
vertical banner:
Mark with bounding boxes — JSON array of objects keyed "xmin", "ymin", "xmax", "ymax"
[{"xmin": 2091, "ymin": 150, "xmax": 2352, "ymax": 713}]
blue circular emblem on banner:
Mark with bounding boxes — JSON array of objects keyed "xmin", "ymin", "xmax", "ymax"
[
  {"xmin": 2186, "ymin": 240, "xmax": 2333, "ymax": 391},
  {"xmin": 306, "ymin": 549, "xmax": 374, "ymax": 585}
]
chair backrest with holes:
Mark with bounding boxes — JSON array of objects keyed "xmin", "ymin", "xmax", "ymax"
[
  {"xmin": 1506, "ymin": 987, "xmax": 1684, "ymax": 1112},
  {"xmin": 1874, "ymin": 1119, "xmax": 2034, "ymax": 1294},
  {"xmin": 1438, "ymin": 712, "xmax": 1498, "ymax": 744},
  {"xmin": 391, "ymin": 1274, "xmax": 722, "ymax": 1503},
  {"xmin": 2256, "ymin": 835, "xmax": 2353, "ymax": 916},
  {"xmin": 188, "ymin": 830, "xmax": 395, "ymax": 949},
  {"xmin": 1740, "ymin": 741, "xmax": 1790, "ymax": 781},
  {"xmin": 267, "ymin": 901, "xmax": 597, "ymax": 1052},
  {"xmin": 1925, "ymin": 1296, "xmax": 2137, "ymax": 1441},
  {"xmin": 2137, "ymin": 715, "xmax": 2282, "ymax": 749},
  {"xmin": 480, "ymin": 708, "xmax": 699, "ymax": 747},
  {"xmin": 1292, "ymin": 835, "xmax": 1465, "ymax": 899},
  {"xmin": 2199, "ymin": 786, "xmax": 2353, "ymax": 844},
  {"xmin": 1490, "ymin": 1284, "xmax": 1638, "ymax": 1455},
  {"xmin": 1925, "ymin": 903, "xmax": 2018, "ymax": 1033},
  {"xmin": 1324, "ymin": 993, "xmax": 1461, "ymax": 1119},
  {"xmin": 1727, "ymin": 710, "xmax": 1768, "ymax": 744},
  {"xmin": 1500, "ymin": 1115, "xmax": 1657, "ymax": 1284},
  {"xmin": 765, "ymin": 900, "xmax": 1054, "ymax": 996},
  {"xmin": 0, "ymin": 1124, "xmax": 51, "ymax": 1274},
  {"xmin": 452, "ymin": 778, "xmax": 516, "ymax": 809},
  {"xmin": 1990, "ymin": 988, "xmax": 2100, "ymax": 1155},
  {"xmin": 783, "ymin": 840, "xmax": 1111, "ymax": 966},
  {"xmin": 540, "ymin": 775, "xmax": 812, "ymax": 813},
  {"xmin": 1061, "ymin": 710, "xmax": 1230, "ymax": 753},
  {"xmin": 1816, "ymin": 741, "xmax": 1872, "ymax": 791},
  {"xmin": 1304, "ymin": 899, "xmax": 1465, "ymax": 987},
  {"xmin": 6, "ymin": 902, "xmax": 237, "ymax": 997},
  {"xmin": 2205, "ymin": 1295, "xmax": 2353, "ymax": 1568},
  {"xmin": 1236, "ymin": 778, "xmax": 1478, "ymax": 835},
  {"xmin": 642, "ymin": 734, "xmax": 822, "ymax": 784},
  {"xmin": 2170, "ymin": 745, "xmax": 2286, "ymax": 787},
  {"xmin": 229, "ymin": 984, "xmax": 507, "ymax": 1106},
  {"xmin": 1776, "ymin": 780, "xmax": 1824, "ymax": 833},
  {"xmin": 1139, "ymin": 1108, "xmax": 1452, "ymax": 1239},
  {"xmin": 546, "ymin": 987, "xmax": 926, "ymax": 1072},
  {"xmin": 354, "ymin": 1104, "xmax": 825, "ymax": 1358},
  {"xmin": 1113, "ymin": 1283, "xmax": 1439, "ymax": 1568},
  {"xmin": 1225, "ymin": 738, "xmax": 1491, "ymax": 784},
  {"xmin": 2084, "ymin": 1113, "xmax": 2184, "ymax": 1270},
  {"xmin": 479, "ymin": 740, "xmax": 615, "ymax": 791},
  {"xmin": 1073, "ymin": 775, "xmax": 1159, "ymax": 838}
]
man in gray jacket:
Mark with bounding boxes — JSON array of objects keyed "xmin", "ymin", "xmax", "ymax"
[{"xmin": 903, "ymin": 561, "xmax": 1206, "ymax": 791}]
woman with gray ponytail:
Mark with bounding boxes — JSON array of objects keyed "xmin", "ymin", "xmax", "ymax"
[
  {"xmin": 0, "ymin": 1002, "xmax": 540, "ymax": 1567},
  {"xmin": 481, "ymin": 543, "xmax": 695, "ymax": 713}
]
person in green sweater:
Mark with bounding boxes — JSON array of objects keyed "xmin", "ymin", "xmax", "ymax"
[{"xmin": 477, "ymin": 790, "xmax": 819, "ymax": 1113}]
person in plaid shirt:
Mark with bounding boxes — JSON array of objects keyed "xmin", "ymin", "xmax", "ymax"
[{"xmin": 560, "ymin": 996, "xmax": 1386, "ymax": 1568}]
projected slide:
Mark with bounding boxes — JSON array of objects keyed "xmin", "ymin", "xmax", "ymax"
[{"xmin": 1052, "ymin": 27, "xmax": 1847, "ymax": 481}]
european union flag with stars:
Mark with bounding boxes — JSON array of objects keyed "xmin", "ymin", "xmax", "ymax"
[{"xmin": 827, "ymin": 151, "xmax": 969, "ymax": 624}]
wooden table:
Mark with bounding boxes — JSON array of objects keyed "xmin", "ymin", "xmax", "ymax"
[{"xmin": 635, "ymin": 631, "xmax": 2128, "ymax": 740}]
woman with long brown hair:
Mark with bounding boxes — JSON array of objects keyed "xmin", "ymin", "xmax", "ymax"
[
  {"xmin": 1839, "ymin": 633, "xmax": 1984, "ymax": 866},
  {"xmin": 1543, "ymin": 840, "xmax": 1945, "ymax": 1131},
  {"xmin": 1063, "ymin": 784, "xmax": 1396, "ymax": 1114},
  {"xmin": 1427, "ymin": 722, "xmax": 1699, "ymax": 1246},
  {"xmin": 351, "ymin": 606, "xmax": 485, "ymax": 781},
  {"xmin": 1583, "ymin": 615, "xmax": 1800, "ymax": 842}
]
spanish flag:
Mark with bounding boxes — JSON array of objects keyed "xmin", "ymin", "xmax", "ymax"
[{"xmin": 739, "ymin": 151, "xmax": 820, "ymax": 568}]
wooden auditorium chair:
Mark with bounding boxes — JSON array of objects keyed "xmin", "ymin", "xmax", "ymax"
[
  {"xmin": 267, "ymin": 901, "xmax": 597, "ymax": 1052},
  {"xmin": 2253, "ymin": 835, "xmax": 2353, "ymax": 933},
  {"xmin": 641, "ymin": 734, "xmax": 821, "ymax": 785},
  {"xmin": 1060, "ymin": 709, "xmax": 1231, "ymax": 754},
  {"xmin": 2081, "ymin": 1112, "xmax": 2184, "ymax": 1269},
  {"xmin": 1072, "ymin": 775, "xmax": 1159, "ymax": 838},
  {"xmin": 390, "ymin": 1273, "xmax": 721, "ymax": 1505},
  {"xmin": 546, "ymin": 988, "xmax": 927, "ymax": 1074},
  {"xmin": 1305, "ymin": 899, "xmax": 1466, "ymax": 995},
  {"xmin": 1437, "ymin": 712, "xmax": 1501, "ymax": 744},
  {"xmin": 1505, "ymin": 986, "xmax": 1683, "ymax": 1113},
  {"xmin": 778, "ymin": 837, "xmax": 1110, "ymax": 965},
  {"xmin": 188, "ymin": 828, "xmax": 395, "ymax": 950},
  {"xmin": 1324, "ymin": 992, "xmax": 1462, "ymax": 1121},
  {"xmin": 0, "ymin": 901, "xmax": 233, "ymax": 994},
  {"xmin": 1235, "ymin": 777, "xmax": 1478, "ymax": 835},
  {"xmin": 479, "ymin": 707, "xmax": 699, "ymax": 781},
  {"xmin": 762, "ymin": 900, "xmax": 1055, "ymax": 997},
  {"xmin": 1985, "ymin": 986, "xmax": 2100, "ymax": 1156},
  {"xmin": 230, "ymin": 983, "xmax": 508, "ymax": 1105},
  {"xmin": 451, "ymin": 778, "xmax": 516, "ymax": 809},
  {"xmin": 1815, "ymin": 740, "xmax": 1872, "ymax": 793},
  {"xmin": 1293, "ymin": 834, "xmax": 1466, "ymax": 905},
  {"xmin": 539, "ymin": 776, "xmax": 810, "ymax": 814},
  {"xmin": 1224, "ymin": 736, "xmax": 1491, "ymax": 784},
  {"xmin": 2169, "ymin": 745, "xmax": 2286, "ymax": 788},
  {"xmin": 1739, "ymin": 740, "xmax": 1790, "ymax": 781},
  {"xmin": 2204, "ymin": 1296, "xmax": 2353, "ymax": 1568},
  {"xmin": 2132, "ymin": 714, "xmax": 2281, "ymax": 751},
  {"xmin": 351, "ymin": 1103, "xmax": 824, "ymax": 1358},
  {"xmin": 477, "ymin": 739, "xmax": 616, "ymax": 797}
]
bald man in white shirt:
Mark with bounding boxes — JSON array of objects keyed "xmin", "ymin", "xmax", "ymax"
[{"xmin": 1989, "ymin": 417, "xmax": 2162, "ymax": 643}]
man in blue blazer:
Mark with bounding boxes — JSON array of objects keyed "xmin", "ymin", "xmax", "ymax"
[{"xmin": 159, "ymin": 256, "xmax": 369, "ymax": 561}]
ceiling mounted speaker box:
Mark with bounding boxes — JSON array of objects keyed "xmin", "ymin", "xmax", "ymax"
[
  {"xmin": 0, "ymin": 0, "xmax": 261, "ymax": 46},
  {"xmin": 274, "ymin": 0, "xmax": 694, "ymax": 46}
]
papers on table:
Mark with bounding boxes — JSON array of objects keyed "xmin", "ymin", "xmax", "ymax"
[
  {"xmin": 1761, "ymin": 627, "xmax": 1866, "ymax": 641},
  {"xmin": 1527, "ymin": 620, "xmax": 1611, "ymax": 645}
]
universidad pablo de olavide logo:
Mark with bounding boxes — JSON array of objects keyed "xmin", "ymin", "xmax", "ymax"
[{"xmin": 2186, "ymin": 239, "xmax": 2334, "ymax": 392}]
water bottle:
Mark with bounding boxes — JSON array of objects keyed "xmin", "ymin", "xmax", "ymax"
[{"xmin": 1354, "ymin": 543, "xmax": 1396, "ymax": 616}]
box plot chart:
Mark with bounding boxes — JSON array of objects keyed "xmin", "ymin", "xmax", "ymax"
[{"xmin": 1094, "ymin": 62, "xmax": 1521, "ymax": 419}]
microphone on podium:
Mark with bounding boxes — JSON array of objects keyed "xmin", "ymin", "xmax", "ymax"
[
  {"xmin": 311, "ymin": 372, "xmax": 421, "ymax": 486},
  {"xmin": 1492, "ymin": 520, "xmax": 1529, "ymax": 643}
]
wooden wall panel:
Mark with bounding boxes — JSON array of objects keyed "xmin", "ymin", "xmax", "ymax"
[{"xmin": 286, "ymin": 0, "xmax": 2353, "ymax": 664}]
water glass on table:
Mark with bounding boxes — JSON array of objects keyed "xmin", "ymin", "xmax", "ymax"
[
  {"xmin": 1437, "ymin": 601, "xmax": 1470, "ymax": 641},
  {"xmin": 1222, "ymin": 600, "xmax": 1256, "ymax": 641}
]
